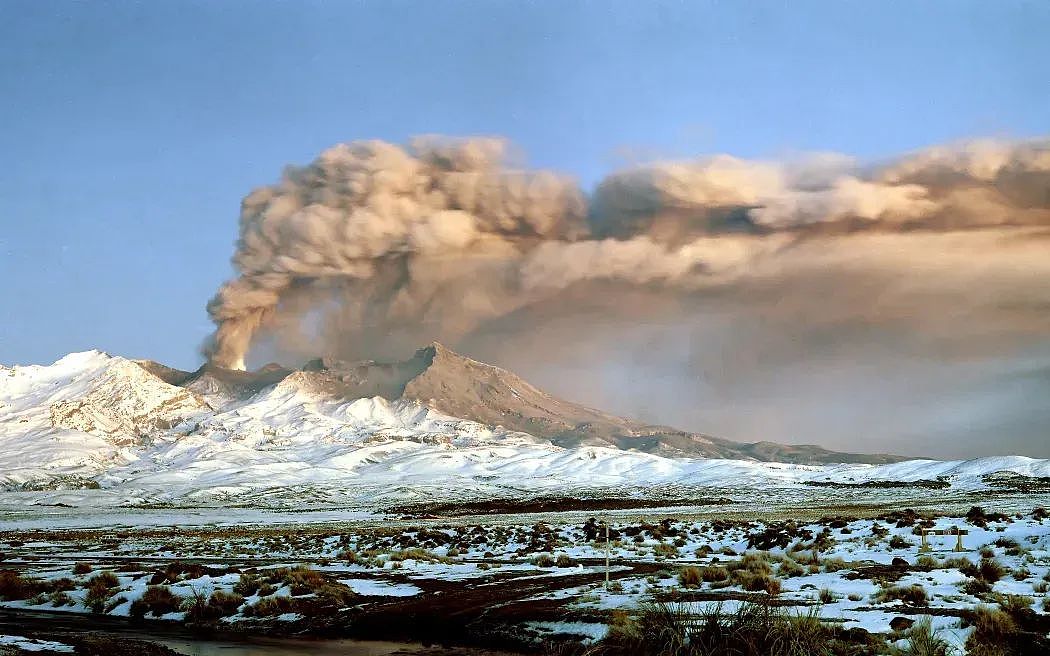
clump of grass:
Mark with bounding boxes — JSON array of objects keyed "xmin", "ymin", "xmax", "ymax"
[
  {"xmin": 0, "ymin": 570, "xmax": 45, "ymax": 601},
  {"xmin": 875, "ymin": 583, "xmax": 928, "ymax": 606},
  {"xmin": 84, "ymin": 571, "xmax": 120, "ymax": 613},
  {"xmin": 915, "ymin": 555, "xmax": 939, "ymax": 570},
  {"xmin": 958, "ymin": 557, "xmax": 1009, "ymax": 584},
  {"xmin": 233, "ymin": 572, "xmax": 260, "ymax": 596},
  {"xmin": 821, "ymin": 557, "xmax": 848, "ymax": 573},
  {"xmin": 243, "ymin": 594, "xmax": 296, "ymax": 617},
  {"xmin": 183, "ymin": 589, "xmax": 245, "ymax": 622},
  {"xmin": 897, "ymin": 617, "xmax": 952, "ymax": 656},
  {"xmin": 130, "ymin": 585, "xmax": 184, "ymax": 618},
  {"xmin": 678, "ymin": 567, "xmax": 703, "ymax": 588},
  {"xmin": 555, "ymin": 553, "xmax": 576, "ymax": 567},
  {"xmin": 531, "ymin": 553, "xmax": 556, "ymax": 567},
  {"xmin": 889, "ymin": 535, "xmax": 912, "ymax": 549},
  {"xmin": 387, "ymin": 548, "xmax": 449, "ymax": 563},
  {"xmin": 996, "ymin": 594, "xmax": 1032, "ymax": 615},
  {"xmin": 603, "ymin": 600, "xmax": 852, "ymax": 656},
  {"xmin": 72, "ymin": 562, "xmax": 93, "ymax": 575},
  {"xmin": 277, "ymin": 566, "xmax": 326, "ymax": 595},
  {"xmin": 652, "ymin": 542, "xmax": 678, "ymax": 558},
  {"xmin": 778, "ymin": 559, "xmax": 804, "ymax": 578},
  {"xmin": 964, "ymin": 605, "xmax": 1022, "ymax": 655},
  {"xmin": 817, "ymin": 588, "xmax": 835, "ymax": 604},
  {"xmin": 962, "ymin": 577, "xmax": 992, "ymax": 596}
]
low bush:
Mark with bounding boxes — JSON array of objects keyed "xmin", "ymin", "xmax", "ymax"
[
  {"xmin": 601, "ymin": 600, "xmax": 856, "ymax": 656},
  {"xmin": 899, "ymin": 617, "xmax": 952, "ymax": 656},
  {"xmin": 0, "ymin": 570, "xmax": 45, "ymax": 600},
  {"xmin": 232, "ymin": 572, "xmax": 260, "ymax": 596},
  {"xmin": 130, "ymin": 585, "xmax": 184, "ymax": 618},
  {"xmin": 821, "ymin": 557, "xmax": 848, "ymax": 573},
  {"xmin": 888, "ymin": 535, "xmax": 912, "ymax": 549},
  {"xmin": 244, "ymin": 594, "xmax": 296, "ymax": 617},
  {"xmin": 962, "ymin": 577, "xmax": 992, "ymax": 596},
  {"xmin": 652, "ymin": 542, "xmax": 677, "ymax": 558},
  {"xmin": 678, "ymin": 567, "xmax": 702, "ymax": 587},
  {"xmin": 964, "ymin": 606, "xmax": 1020, "ymax": 655},
  {"xmin": 184, "ymin": 589, "xmax": 245, "ymax": 622},
  {"xmin": 875, "ymin": 584, "xmax": 928, "ymax": 606},
  {"xmin": 85, "ymin": 573, "xmax": 120, "ymax": 613},
  {"xmin": 73, "ymin": 562, "xmax": 93, "ymax": 575},
  {"xmin": 778, "ymin": 559, "xmax": 805, "ymax": 577},
  {"xmin": 556, "ymin": 553, "xmax": 576, "ymax": 567}
]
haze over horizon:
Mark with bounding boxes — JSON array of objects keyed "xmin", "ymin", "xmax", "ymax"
[{"xmin": 3, "ymin": 2, "xmax": 1048, "ymax": 459}]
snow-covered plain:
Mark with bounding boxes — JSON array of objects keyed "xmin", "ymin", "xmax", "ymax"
[
  {"xmin": 2, "ymin": 509, "xmax": 1048, "ymax": 651},
  {"xmin": 3, "ymin": 351, "xmax": 1049, "ymax": 512}
]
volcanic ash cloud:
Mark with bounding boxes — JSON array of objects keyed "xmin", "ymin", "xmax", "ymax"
[{"xmin": 204, "ymin": 135, "xmax": 1050, "ymax": 371}]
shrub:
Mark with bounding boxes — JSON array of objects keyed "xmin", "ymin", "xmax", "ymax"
[
  {"xmin": 997, "ymin": 594, "xmax": 1032, "ymax": 615},
  {"xmin": 129, "ymin": 585, "xmax": 184, "ymax": 618},
  {"xmin": 339, "ymin": 549, "xmax": 359, "ymax": 564},
  {"xmin": 73, "ymin": 562, "xmax": 93, "ymax": 575},
  {"xmin": 104, "ymin": 595, "xmax": 126, "ymax": 613},
  {"xmin": 899, "ymin": 617, "xmax": 952, "ymax": 656},
  {"xmin": 732, "ymin": 570, "xmax": 781, "ymax": 594},
  {"xmin": 915, "ymin": 555, "xmax": 939, "ymax": 570},
  {"xmin": 603, "ymin": 600, "xmax": 847, "ymax": 656},
  {"xmin": 678, "ymin": 567, "xmax": 702, "ymax": 587},
  {"xmin": 244, "ymin": 594, "xmax": 296, "ymax": 617},
  {"xmin": 699, "ymin": 566, "xmax": 730, "ymax": 582},
  {"xmin": 818, "ymin": 588, "xmax": 835, "ymax": 604},
  {"xmin": 778, "ymin": 559, "xmax": 805, "ymax": 577},
  {"xmin": 978, "ymin": 558, "xmax": 1009, "ymax": 583},
  {"xmin": 87, "ymin": 571, "xmax": 119, "ymax": 589},
  {"xmin": 531, "ymin": 553, "xmax": 556, "ymax": 567},
  {"xmin": 184, "ymin": 589, "xmax": 245, "ymax": 622},
  {"xmin": 279, "ymin": 566, "xmax": 326, "ymax": 595},
  {"xmin": 889, "ymin": 535, "xmax": 912, "ymax": 549},
  {"xmin": 387, "ymin": 548, "xmax": 449, "ymax": 563},
  {"xmin": 962, "ymin": 578, "xmax": 993, "ymax": 596},
  {"xmin": 233, "ymin": 572, "xmax": 260, "ymax": 596},
  {"xmin": 875, "ymin": 584, "xmax": 928, "ymax": 606},
  {"xmin": 822, "ymin": 557, "xmax": 848, "ymax": 573},
  {"xmin": 964, "ymin": 606, "xmax": 1019, "ymax": 655},
  {"xmin": 0, "ymin": 570, "xmax": 44, "ymax": 600},
  {"xmin": 652, "ymin": 542, "xmax": 678, "ymax": 558},
  {"xmin": 555, "ymin": 553, "xmax": 576, "ymax": 567}
]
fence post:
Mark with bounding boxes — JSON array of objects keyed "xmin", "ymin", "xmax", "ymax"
[{"xmin": 605, "ymin": 519, "xmax": 610, "ymax": 591}]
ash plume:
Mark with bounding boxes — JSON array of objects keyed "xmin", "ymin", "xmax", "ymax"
[{"xmin": 206, "ymin": 135, "xmax": 1050, "ymax": 373}]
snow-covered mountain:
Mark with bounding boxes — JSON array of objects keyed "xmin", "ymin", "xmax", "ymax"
[{"xmin": 2, "ymin": 347, "xmax": 1048, "ymax": 507}]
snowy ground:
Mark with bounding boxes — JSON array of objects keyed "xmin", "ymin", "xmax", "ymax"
[{"xmin": 1, "ymin": 505, "xmax": 1048, "ymax": 651}]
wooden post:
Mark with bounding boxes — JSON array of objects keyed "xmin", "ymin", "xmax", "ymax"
[
  {"xmin": 604, "ymin": 520, "xmax": 610, "ymax": 591},
  {"xmin": 954, "ymin": 527, "xmax": 965, "ymax": 553},
  {"xmin": 919, "ymin": 530, "xmax": 931, "ymax": 553}
]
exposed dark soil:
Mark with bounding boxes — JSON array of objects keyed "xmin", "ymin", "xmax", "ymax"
[{"xmin": 390, "ymin": 496, "xmax": 734, "ymax": 517}]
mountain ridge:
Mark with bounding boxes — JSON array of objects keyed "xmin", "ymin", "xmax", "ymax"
[
  {"xmin": 3, "ymin": 349, "xmax": 1049, "ymax": 507},
  {"xmin": 134, "ymin": 342, "xmax": 903, "ymax": 464}
]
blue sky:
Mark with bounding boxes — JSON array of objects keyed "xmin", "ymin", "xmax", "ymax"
[{"xmin": 2, "ymin": 1, "xmax": 1048, "ymax": 370}]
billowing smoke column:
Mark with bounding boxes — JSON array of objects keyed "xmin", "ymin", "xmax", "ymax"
[
  {"xmin": 205, "ymin": 136, "xmax": 1050, "ymax": 370},
  {"xmin": 204, "ymin": 137, "xmax": 587, "ymax": 368}
]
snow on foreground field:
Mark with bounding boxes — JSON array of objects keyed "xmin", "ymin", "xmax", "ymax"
[
  {"xmin": 1, "ymin": 508, "xmax": 1049, "ymax": 652},
  {"xmin": 2, "ymin": 351, "xmax": 1049, "ymax": 510}
]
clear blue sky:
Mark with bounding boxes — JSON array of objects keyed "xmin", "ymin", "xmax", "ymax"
[{"xmin": 2, "ymin": 1, "xmax": 1048, "ymax": 370}]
